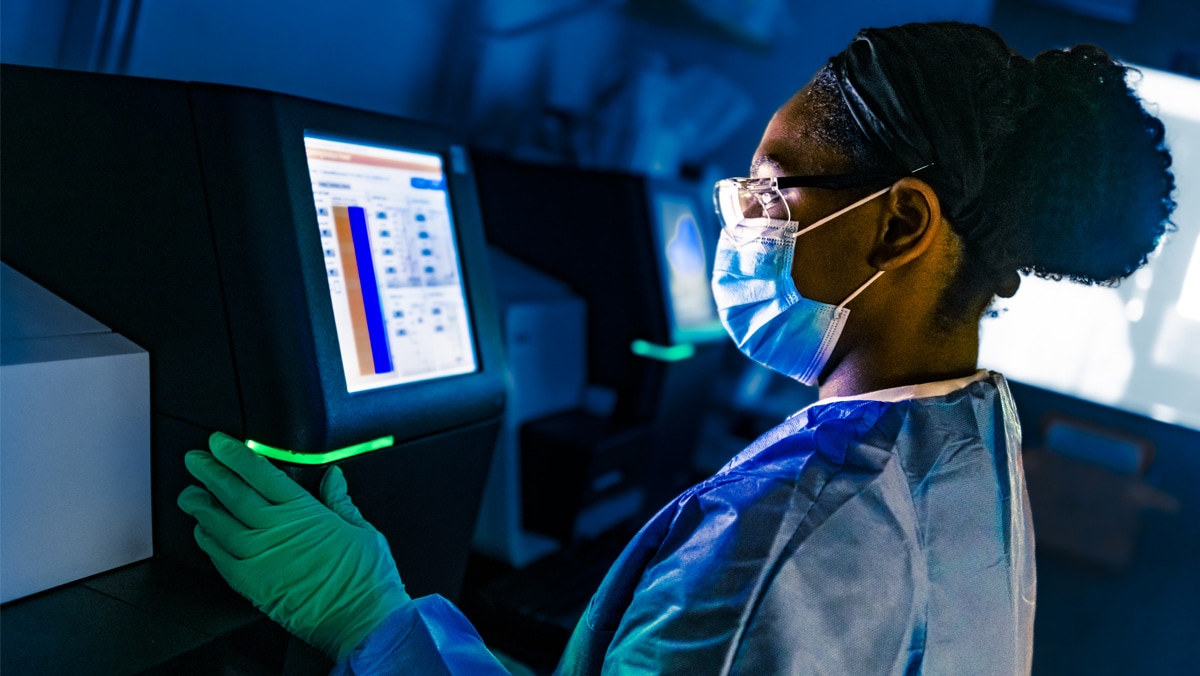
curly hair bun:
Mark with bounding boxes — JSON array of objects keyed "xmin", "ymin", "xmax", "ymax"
[
  {"xmin": 824, "ymin": 24, "xmax": 1176, "ymax": 322},
  {"xmin": 989, "ymin": 44, "xmax": 1176, "ymax": 285}
]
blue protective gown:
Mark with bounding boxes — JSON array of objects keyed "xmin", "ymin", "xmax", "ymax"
[{"xmin": 333, "ymin": 370, "xmax": 1036, "ymax": 675}]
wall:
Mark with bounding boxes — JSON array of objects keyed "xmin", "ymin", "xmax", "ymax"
[
  {"xmin": 0, "ymin": 0, "xmax": 72, "ymax": 67},
  {"xmin": 0, "ymin": 0, "xmax": 995, "ymax": 174},
  {"xmin": 453, "ymin": 0, "xmax": 996, "ymax": 174},
  {"xmin": 993, "ymin": 0, "xmax": 1200, "ymax": 69}
]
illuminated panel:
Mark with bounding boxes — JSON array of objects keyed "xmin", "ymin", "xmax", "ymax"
[{"xmin": 1178, "ymin": 234, "xmax": 1200, "ymax": 321}]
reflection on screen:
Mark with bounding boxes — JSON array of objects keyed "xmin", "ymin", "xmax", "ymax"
[
  {"xmin": 305, "ymin": 135, "xmax": 477, "ymax": 393},
  {"xmin": 979, "ymin": 66, "xmax": 1200, "ymax": 430},
  {"xmin": 656, "ymin": 194, "xmax": 723, "ymax": 342}
]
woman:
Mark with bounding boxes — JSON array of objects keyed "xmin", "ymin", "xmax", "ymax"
[{"xmin": 178, "ymin": 21, "xmax": 1176, "ymax": 675}]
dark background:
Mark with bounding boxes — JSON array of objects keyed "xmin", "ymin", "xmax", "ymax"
[{"xmin": 3, "ymin": 0, "xmax": 1197, "ymax": 672}]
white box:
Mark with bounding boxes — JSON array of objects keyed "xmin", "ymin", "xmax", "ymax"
[{"xmin": 1, "ymin": 264, "xmax": 151, "ymax": 603}]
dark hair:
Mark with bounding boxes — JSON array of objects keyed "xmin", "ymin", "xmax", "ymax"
[{"xmin": 810, "ymin": 23, "xmax": 1177, "ymax": 325}]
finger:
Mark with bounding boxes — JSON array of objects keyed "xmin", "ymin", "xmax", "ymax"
[
  {"xmin": 320, "ymin": 466, "xmax": 372, "ymax": 530},
  {"xmin": 184, "ymin": 450, "xmax": 275, "ymax": 529},
  {"xmin": 209, "ymin": 432, "xmax": 309, "ymax": 506},
  {"xmin": 194, "ymin": 525, "xmax": 244, "ymax": 575},
  {"xmin": 178, "ymin": 486, "xmax": 266, "ymax": 559},
  {"xmin": 177, "ymin": 484, "xmax": 216, "ymax": 516},
  {"xmin": 194, "ymin": 525, "xmax": 265, "ymax": 608}
]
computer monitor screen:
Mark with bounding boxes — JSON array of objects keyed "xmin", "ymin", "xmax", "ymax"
[
  {"xmin": 979, "ymin": 66, "xmax": 1200, "ymax": 430},
  {"xmin": 655, "ymin": 191, "xmax": 724, "ymax": 343},
  {"xmin": 304, "ymin": 135, "xmax": 478, "ymax": 393}
]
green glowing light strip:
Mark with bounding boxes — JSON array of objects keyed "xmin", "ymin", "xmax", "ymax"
[
  {"xmin": 630, "ymin": 339, "xmax": 695, "ymax": 362},
  {"xmin": 246, "ymin": 436, "xmax": 395, "ymax": 465}
]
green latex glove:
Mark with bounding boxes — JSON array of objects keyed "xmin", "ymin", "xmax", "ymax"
[{"xmin": 177, "ymin": 432, "xmax": 412, "ymax": 661}]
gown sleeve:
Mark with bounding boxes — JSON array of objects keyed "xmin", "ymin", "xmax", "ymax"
[{"xmin": 330, "ymin": 594, "xmax": 511, "ymax": 676}]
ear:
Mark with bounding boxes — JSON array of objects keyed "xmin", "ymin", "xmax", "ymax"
[
  {"xmin": 868, "ymin": 177, "xmax": 944, "ymax": 270},
  {"xmin": 996, "ymin": 270, "xmax": 1022, "ymax": 298}
]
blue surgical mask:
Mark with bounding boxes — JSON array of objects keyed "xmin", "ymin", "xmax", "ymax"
[{"xmin": 711, "ymin": 188, "xmax": 888, "ymax": 386}]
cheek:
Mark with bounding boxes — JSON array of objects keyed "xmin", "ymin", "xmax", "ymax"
[{"xmin": 790, "ymin": 220, "xmax": 876, "ymax": 305}]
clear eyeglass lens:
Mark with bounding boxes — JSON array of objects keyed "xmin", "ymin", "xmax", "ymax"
[{"xmin": 716, "ymin": 180, "xmax": 790, "ymax": 246}]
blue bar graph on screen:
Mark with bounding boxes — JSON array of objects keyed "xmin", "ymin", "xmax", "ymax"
[{"xmin": 348, "ymin": 206, "xmax": 393, "ymax": 374}]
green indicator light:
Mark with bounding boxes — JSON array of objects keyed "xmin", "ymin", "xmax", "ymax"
[
  {"xmin": 630, "ymin": 339, "xmax": 695, "ymax": 362},
  {"xmin": 246, "ymin": 436, "xmax": 395, "ymax": 465}
]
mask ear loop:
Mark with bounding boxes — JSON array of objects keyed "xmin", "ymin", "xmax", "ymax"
[
  {"xmin": 792, "ymin": 185, "xmax": 891, "ymax": 239},
  {"xmin": 837, "ymin": 269, "xmax": 886, "ymax": 310},
  {"xmin": 785, "ymin": 182, "xmax": 891, "ymax": 310}
]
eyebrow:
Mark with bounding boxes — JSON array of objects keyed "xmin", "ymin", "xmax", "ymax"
[{"xmin": 750, "ymin": 155, "xmax": 782, "ymax": 176}]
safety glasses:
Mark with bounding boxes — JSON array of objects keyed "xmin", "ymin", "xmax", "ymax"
[
  {"xmin": 713, "ymin": 165, "xmax": 933, "ymax": 246},
  {"xmin": 713, "ymin": 173, "xmax": 896, "ymax": 227}
]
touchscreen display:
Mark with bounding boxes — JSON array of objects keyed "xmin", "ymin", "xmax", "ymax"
[{"xmin": 305, "ymin": 135, "xmax": 477, "ymax": 392}]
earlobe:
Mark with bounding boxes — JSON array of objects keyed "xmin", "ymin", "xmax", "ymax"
[
  {"xmin": 996, "ymin": 270, "xmax": 1022, "ymax": 298},
  {"xmin": 869, "ymin": 178, "xmax": 942, "ymax": 270}
]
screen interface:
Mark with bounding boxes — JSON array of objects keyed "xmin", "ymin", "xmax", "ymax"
[
  {"xmin": 657, "ymin": 194, "xmax": 723, "ymax": 342},
  {"xmin": 978, "ymin": 67, "xmax": 1200, "ymax": 430},
  {"xmin": 305, "ymin": 135, "xmax": 477, "ymax": 393}
]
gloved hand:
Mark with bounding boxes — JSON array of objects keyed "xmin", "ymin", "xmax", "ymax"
[{"xmin": 177, "ymin": 432, "xmax": 412, "ymax": 661}]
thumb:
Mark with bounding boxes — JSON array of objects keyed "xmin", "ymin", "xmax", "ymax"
[{"xmin": 320, "ymin": 465, "xmax": 373, "ymax": 529}]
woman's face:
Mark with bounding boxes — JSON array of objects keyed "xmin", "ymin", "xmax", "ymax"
[{"xmin": 749, "ymin": 84, "xmax": 887, "ymax": 309}]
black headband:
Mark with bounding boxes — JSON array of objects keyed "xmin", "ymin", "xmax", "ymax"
[{"xmin": 832, "ymin": 24, "xmax": 1003, "ymax": 231}]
